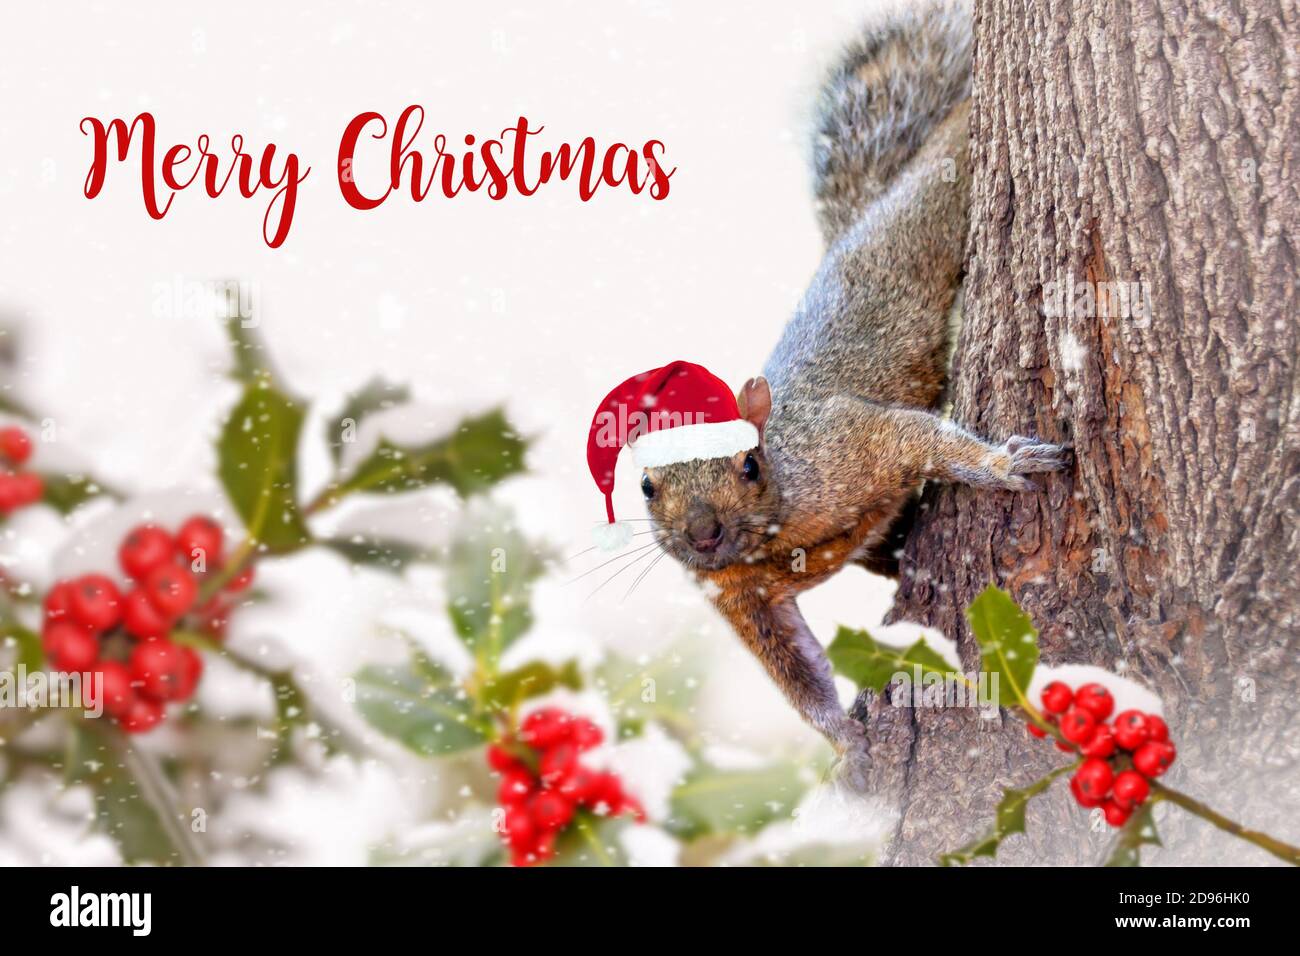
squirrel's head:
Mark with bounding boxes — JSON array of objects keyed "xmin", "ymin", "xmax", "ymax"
[{"xmin": 641, "ymin": 377, "xmax": 780, "ymax": 571}]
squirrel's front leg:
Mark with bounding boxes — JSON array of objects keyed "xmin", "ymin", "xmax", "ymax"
[
  {"xmin": 709, "ymin": 582, "xmax": 864, "ymax": 756},
  {"xmin": 853, "ymin": 403, "xmax": 1071, "ymax": 493}
]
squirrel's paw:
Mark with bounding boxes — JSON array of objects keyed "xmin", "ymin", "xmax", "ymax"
[{"xmin": 995, "ymin": 436, "xmax": 1071, "ymax": 491}]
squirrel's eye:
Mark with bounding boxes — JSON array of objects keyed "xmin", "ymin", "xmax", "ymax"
[
  {"xmin": 641, "ymin": 474, "xmax": 655, "ymax": 500},
  {"xmin": 742, "ymin": 453, "xmax": 760, "ymax": 482}
]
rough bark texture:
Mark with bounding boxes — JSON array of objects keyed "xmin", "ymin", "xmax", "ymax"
[{"xmin": 854, "ymin": 0, "xmax": 1299, "ymax": 865}]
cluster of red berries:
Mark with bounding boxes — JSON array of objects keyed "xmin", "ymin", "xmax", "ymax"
[
  {"xmin": 1030, "ymin": 681, "xmax": 1178, "ymax": 827},
  {"xmin": 0, "ymin": 426, "xmax": 43, "ymax": 516},
  {"xmin": 488, "ymin": 707, "xmax": 645, "ymax": 867},
  {"xmin": 42, "ymin": 515, "xmax": 253, "ymax": 733}
]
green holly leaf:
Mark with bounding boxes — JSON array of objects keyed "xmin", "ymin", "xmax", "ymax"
[
  {"xmin": 334, "ymin": 408, "xmax": 527, "ymax": 500},
  {"xmin": 967, "ymin": 585, "xmax": 1039, "ymax": 710},
  {"xmin": 224, "ymin": 313, "xmax": 283, "ymax": 386},
  {"xmin": 444, "ymin": 505, "xmax": 550, "ymax": 667},
  {"xmin": 595, "ymin": 646, "xmax": 700, "ymax": 738},
  {"xmin": 2, "ymin": 620, "xmax": 43, "ymax": 673},
  {"xmin": 1105, "ymin": 802, "xmax": 1162, "ymax": 866},
  {"xmin": 548, "ymin": 813, "xmax": 630, "ymax": 867},
  {"xmin": 827, "ymin": 626, "xmax": 954, "ymax": 693},
  {"xmin": 320, "ymin": 534, "xmax": 434, "ymax": 574},
  {"xmin": 66, "ymin": 726, "xmax": 180, "ymax": 865},
  {"xmin": 479, "ymin": 660, "xmax": 581, "ymax": 712},
  {"xmin": 217, "ymin": 380, "xmax": 310, "ymax": 553},
  {"xmin": 667, "ymin": 762, "xmax": 806, "ymax": 839},
  {"xmin": 326, "ymin": 378, "xmax": 411, "ymax": 465},
  {"xmin": 938, "ymin": 763, "xmax": 1071, "ymax": 865},
  {"xmin": 36, "ymin": 472, "xmax": 117, "ymax": 514},
  {"xmin": 353, "ymin": 661, "xmax": 488, "ymax": 756}
]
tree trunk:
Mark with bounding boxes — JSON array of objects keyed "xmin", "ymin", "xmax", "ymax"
[{"xmin": 854, "ymin": 0, "xmax": 1299, "ymax": 866}]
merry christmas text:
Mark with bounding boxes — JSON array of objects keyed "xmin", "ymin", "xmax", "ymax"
[{"xmin": 79, "ymin": 110, "xmax": 676, "ymax": 249}]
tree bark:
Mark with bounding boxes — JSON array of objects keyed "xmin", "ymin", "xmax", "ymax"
[{"xmin": 855, "ymin": 0, "xmax": 1299, "ymax": 866}]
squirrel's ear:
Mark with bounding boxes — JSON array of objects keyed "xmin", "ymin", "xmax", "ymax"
[{"xmin": 738, "ymin": 376, "xmax": 772, "ymax": 445}]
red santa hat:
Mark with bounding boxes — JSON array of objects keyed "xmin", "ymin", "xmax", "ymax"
[{"xmin": 587, "ymin": 361, "xmax": 758, "ymax": 549}]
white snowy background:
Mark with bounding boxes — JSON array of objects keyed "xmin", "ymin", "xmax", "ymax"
[{"xmin": 0, "ymin": 0, "xmax": 955, "ymax": 865}]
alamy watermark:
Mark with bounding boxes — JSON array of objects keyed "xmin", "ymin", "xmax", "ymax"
[
  {"xmin": 886, "ymin": 666, "xmax": 1000, "ymax": 714},
  {"xmin": 0, "ymin": 665, "xmax": 102, "ymax": 718},
  {"xmin": 1043, "ymin": 273, "xmax": 1152, "ymax": 325},
  {"xmin": 151, "ymin": 277, "xmax": 258, "ymax": 326}
]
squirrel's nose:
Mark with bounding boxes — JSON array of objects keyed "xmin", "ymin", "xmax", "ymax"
[{"xmin": 687, "ymin": 517, "xmax": 724, "ymax": 553}]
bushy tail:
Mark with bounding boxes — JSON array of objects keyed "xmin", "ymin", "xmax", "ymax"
[{"xmin": 812, "ymin": 0, "xmax": 972, "ymax": 245}]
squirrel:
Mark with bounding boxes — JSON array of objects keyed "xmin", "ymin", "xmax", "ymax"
[{"xmin": 637, "ymin": 0, "xmax": 1069, "ymax": 773}]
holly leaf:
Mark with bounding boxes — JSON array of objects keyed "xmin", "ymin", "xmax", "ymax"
[
  {"xmin": 353, "ymin": 661, "xmax": 487, "ymax": 756},
  {"xmin": 1105, "ymin": 802, "xmax": 1162, "ymax": 866},
  {"xmin": 444, "ymin": 505, "xmax": 550, "ymax": 667},
  {"xmin": 36, "ymin": 472, "xmax": 117, "ymax": 514},
  {"xmin": 667, "ymin": 762, "xmax": 806, "ymax": 839},
  {"xmin": 334, "ymin": 408, "xmax": 527, "ymax": 500},
  {"xmin": 595, "ymin": 646, "xmax": 700, "ymax": 739},
  {"xmin": 217, "ymin": 381, "xmax": 310, "ymax": 553},
  {"xmin": 326, "ymin": 378, "xmax": 410, "ymax": 465},
  {"xmin": 224, "ymin": 313, "xmax": 283, "ymax": 386},
  {"xmin": 548, "ymin": 813, "xmax": 630, "ymax": 867},
  {"xmin": 938, "ymin": 763, "xmax": 1071, "ymax": 865},
  {"xmin": 320, "ymin": 534, "xmax": 433, "ymax": 574},
  {"xmin": 967, "ymin": 585, "xmax": 1039, "ymax": 710},
  {"xmin": 827, "ymin": 626, "xmax": 954, "ymax": 693},
  {"xmin": 66, "ymin": 726, "xmax": 179, "ymax": 865},
  {"xmin": 479, "ymin": 659, "xmax": 581, "ymax": 712},
  {"xmin": 2, "ymin": 620, "xmax": 43, "ymax": 673}
]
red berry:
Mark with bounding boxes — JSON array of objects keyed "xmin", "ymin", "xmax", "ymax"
[
  {"xmin": 0, "ymin": 474, "xmax": 20, "ymax": 513},
  {"xmin": 87, "ymin": 661, "xmax": 135, "ymax": 718},
  {"xmin": 531, "ymin": 829, "xmax": 557, "ymax": 862},
  {"xmin": 1059, "ymin": 706, "xmax": 1097, "ymax": 744},
  {"xmin": 143, "ymin": 564, "xmax": 198, "ymax": 619},
  {"xmin": 1073, "ymin": 757, "xmax": 1115, "ymax": 804},
  {"xmin": 1073, "ymin": 683, "xmax": 1115, "ymax": 721},
  {"xmin": 502, "ymin": 804, "xmax": 535, "ymax": 852},
  {"xmin": 224, "ymin": 565, "xmax": 255, "ymax": 593},
  {"xmin": 121, "ymin": 588, "xmax": 171, "ymax": 639},
  {"xmin": 1132, "ymin": 740, "xmax": 1176, "ymax": 778},
  {"xmin": 1103, "ymin": 800, "xmax": 1133, "ymax": 827},
  {"xmin": 118, "ymin": 695, "xmax": 164, "ymax": 734},
  {"xmin": 175, "ymin": 646, "xmax": 203, "ymax": 700},
  {"xmin": 68, "ymin": 574, "xmax": 122, "ymax": 632},
  {"xmin": 11, "ymin": 472, "xmax": 43, "ymax": 506},
  {"xmin": 1111, "ymin": 770, "xmax": 1151, "ymax": 808},
  {"xmin": 486, "ymin": 743, "xmax": 522, "ymax": 773},
  {"xmin": 1040, "ymin": 681, "xmax": 1074, "ymax": 715},
  {"xmin": 497, "ymin": 769, "xmax": 535, "ymax": 806},
  {"xmin": 530, "ymin": 791, "xmax": 575, "ymax": 831},
  {"xmin": 195, "ymin": 596, "xmax": 231, "ymax": 639},
  {"xmin": 519, "ymin": 707, "xmax": 571, "ymax": 749},
  {"xmin": 1112, "ymin": 710, "xmax": 1151, "ymax": 751},
  {"xmin": 176, "ymin": 515, "xmax": 224, "ymax": 569},
  {"xmin": 1145, "ymin": 714, "xmax": 1169, "ymax": 743},
  {"xmin": 1080, "ymin": 723, "xmax": 1116, "ymax": 758},
  {"xmin": 557, "ymin": 766, "xmax": 600, "ymax": 805},
  {"xmin": 44, "ymin": 581, "xmax": 76, "ymax": 622},
  {"xmin": 0, "ymin": 426, "xmax": 33, "ymax": 464},
  {"xmin": 42, "ymin": 621, "xmax": 99, "ymax": 673},
  {"xmin": 1027, "ymin": 722, "xmax": 1047, "ymax": 739},
  {"xmin": 1070, "ymin": 774, "xmax": 1104, "ymax": 809},
  {"xmin": 118, "ymin": 525, "xmax": 176, "ymax": 581},
  {"xmin": 129, "ymin": 640, "xmax": 196, "ymax": 702},
  {"xmin": 570, "ymin": 718, "xmax": 604, "ymax": 751},
  {"xmin": 589, "ymin": 771, "xmax": 626, "ymax": 812},
  {"xmin": 539, "ymin": 742, "xmax": 579, "ymax": 784}
]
